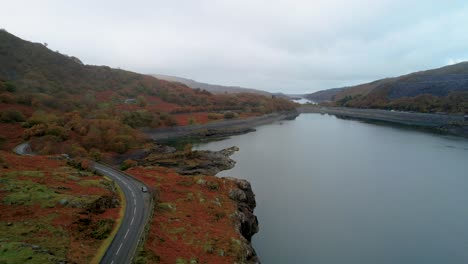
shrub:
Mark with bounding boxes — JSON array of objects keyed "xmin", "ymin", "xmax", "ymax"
[
  {"xmin": 164, "ymin": 115, "xmax": 178, "ymax": 126},
  {"xmin": 207, "ymin": 113, "xmax": 223, "ymax": 120},
  {"xmin": 120, "ymin": 159, "xmax": 138, "ymax": 170},
  {"xmin": 223, "ymin": 111, "xmax": 238, "ymax": 119},
  {"xmin": 5, "ymin": 81, "xmax": 16, "ymax": 92},
  {"xmin": 188, "ymin": 117, "xmax": 197, "ymax": 125},
  {"xmin": 0, "ymin": 92, "xmax": 15, "ymax": 103},
  {"xmin": 0, "ymin": 136, "xmax": 5, "ymax": 149},
  {"xmin": 0, "ymin": 109, "xmax": 25, "ymax": 123},
  {"xmin": 47, "ymin": 125, "xmax": 69, "ymax": 141},
  {"xmin": 70, "ymin": 144, "xmax": 88, "ymax": 157},
  {"xmin": 137, "ymin": 95, "xmax": 147, "ymax": 107},
  {"xmin": 91, "ymin": 219, "xmax": 114, "ymax": 239},
  {"xmin": 121, "ymin": 110, "xmax": 153, "ymax": 128},
  {"xmin": 89, "ymin": 148, "xmax": 102, "ymax": 161},
  {"xmin": 26, "ymin": 111, "xmax": 59, "ymax": 127}
]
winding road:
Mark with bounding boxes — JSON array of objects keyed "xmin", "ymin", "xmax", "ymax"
[
  {"xmin": 13, "ymin": 143, "xmax": 151, "ymax": 264},
  {"xmin": 94, "ymin": 163, "xmax": 150, "ymax": 264}
]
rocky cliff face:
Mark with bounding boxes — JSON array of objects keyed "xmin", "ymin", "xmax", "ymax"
[
  {"xmin": 226, "ymin": 177, "xmax": 260, "ymax": 263},
  {"xmin": 138, "ymin": 144, "xmax": 261, "ymax": 262}
]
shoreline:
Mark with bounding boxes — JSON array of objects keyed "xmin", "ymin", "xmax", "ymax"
[
  {"xmin": 299, "ymin": 106, "xmax": 468, "ymax": 138},
  {"xmin": 142, "ymin": 110, "xmax": 299, "ymax": 141},
  {"xmin": 138, "ymin": 111, "xmax": 302, "ymax": 263}
]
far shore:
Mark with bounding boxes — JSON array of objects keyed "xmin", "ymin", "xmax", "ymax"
[
  {"xmin": 142, "ymin": 106, "xmax": 468, "ymax": 141},
  {"xmin": 142, "ymin": 110, "xmax": 300, "ymax": 141},
  {"xmin": 300, "ymin": 106, "xmax": 468, "ymax": 138}
]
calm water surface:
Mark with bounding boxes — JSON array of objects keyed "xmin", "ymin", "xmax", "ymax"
[{"xmin": 194, "ymin": 114, "xmax": 468, "ymax": 264}]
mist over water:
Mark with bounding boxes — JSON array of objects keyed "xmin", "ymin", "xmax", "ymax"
[{"xmin": 195, "ymin": 114, "xmax": 468, "ymax": 264}]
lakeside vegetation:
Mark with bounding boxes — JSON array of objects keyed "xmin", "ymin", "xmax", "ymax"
[{"xmin": 332, "ymin": 91, "xmax": 468, "ymax": 113}]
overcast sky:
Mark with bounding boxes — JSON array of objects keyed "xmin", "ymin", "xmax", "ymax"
[{"xmin": 2, "ymin": 0, "xmax": 468, "ymax": 94}]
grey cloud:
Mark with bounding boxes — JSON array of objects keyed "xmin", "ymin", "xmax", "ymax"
[{"xmin": 1, "ymin": 0, "xmax": 468, "ymax": 93}]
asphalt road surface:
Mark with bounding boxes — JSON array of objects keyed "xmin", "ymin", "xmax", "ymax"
[
  {"xmin": 93, "ymin": 163, "xmax": 150, "ymax": 264},
  {"xmin": 13, "ymin": 142, "xmax": 34, "ymax": 155}
]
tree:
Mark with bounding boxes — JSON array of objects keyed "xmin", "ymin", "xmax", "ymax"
[
  {"xmin": 137, "ymin": 95, "xmax": 147, "ymax": 107},
  {"xmin": 223, "ymin": 111, "xmax": 237, "ymax": 119}
]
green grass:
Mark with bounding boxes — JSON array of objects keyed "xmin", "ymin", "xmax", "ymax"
[
  {"xmin": 167, "ymin": 227, "xmax": 185, "ymax": 235},
  {"xmin": 0, "ymin": 242, "xmax": 57, "ymax": 264},
  {"xmin": 78, "ymin": 179, "xmax": 105, "ymax": 187},
  {"xmin": 157, "ymin": 202, "xmax": 177, "ymax": 212},
  {"xmin": 0, "ymin": 221, "xmax": 69, "ymax": 263},
  {"xmin": 4, "ymin": 171, "xmax": 44, "ymax": 178},
  {"xmin": 1, "ymin": 178, "xmax": 97, "ymax": 208},
  {"xmin": 91, "ymin": 219, "xmax": 115, "ymax": 240},
  {"xmin": 175, "ymin": 257, "xmax": 198, "ymax": 264},
  {"xmin": 0, "ymin": 169, "xmax": 122, "ymax": 264},
  {"xmin": 1, "ymin": 170, "xmax": 100, "ymax": 208},
  {"xmin": 2, "ymin": 179, "xmax": 64, "ymax": 207}
]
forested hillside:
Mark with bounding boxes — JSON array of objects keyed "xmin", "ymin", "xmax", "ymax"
[
  {"xmin": 0, "ymin": 30, "xmax": 295, "ymax": 157},
  {"xmin": 305, "ymin": 63, "xmax": 468, "ymax": 113}
]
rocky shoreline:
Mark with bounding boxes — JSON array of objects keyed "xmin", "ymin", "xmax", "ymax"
[
  {"xmin": 300, "ymin": 106, "xmax": 468, "ymax": 138},
  {"xmin": 142, "ymin": 110, "xmax": 299, "ymax": 141},
  {"xmin": 226, "ymin": 177, "xmax": 260, "ymax": 263},
  {"xmin": 136, "ymin": 144, "xmax": 260, "ymax": 263}
]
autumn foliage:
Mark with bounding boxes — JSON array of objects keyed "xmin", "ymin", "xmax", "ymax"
[{"xmin": 0, "ymin": 30, "xmax": 296, "ymax": 157}]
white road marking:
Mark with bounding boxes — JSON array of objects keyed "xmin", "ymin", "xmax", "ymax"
[
  {"xmin": 94, "ymin": 163, "xmax": 146, "ymax": 261},
  {"xmin": 116, "ymin": 243, "xmax": 123, "ymax": 255}
]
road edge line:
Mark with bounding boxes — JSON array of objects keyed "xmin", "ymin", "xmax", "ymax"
[{"xmin": 91, "ymin": 175, "xmax": 127, "ymax": 264}]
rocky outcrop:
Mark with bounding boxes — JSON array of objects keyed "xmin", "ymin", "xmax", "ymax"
[
  {"xmin": 142, "ymin": 146, "xmax": 239, "ymax": 175},
  {"xmin": 85, "ymin": 195, "xmax": 120, "ymax": 214},
  {"xmin": 140, "ymin": 144, "xmax": 261, "ymax": 262},
  {"xmin": 226, "ymin": 177, "xmax": 260, "ymax": 264}
]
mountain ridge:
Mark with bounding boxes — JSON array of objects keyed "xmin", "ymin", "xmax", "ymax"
[
  {"xmin": 153, "ymin": 74, "xmax": 272, "ymax": 96},
  {"xmin": 305, "ymin": 62, "xmax": 468, "ymax": 113}
]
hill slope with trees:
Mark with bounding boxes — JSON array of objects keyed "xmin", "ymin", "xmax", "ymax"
[
  {"xmin": 0, "ymin": 30, "xmax": 296, "ymax": 157},
  {"xmin": 153, "ymin": 74, "xmax": 272, "ymax": 96},
  {"xmin": 305, "ymin": 63, "xmax": 468, "ymax": 113}
]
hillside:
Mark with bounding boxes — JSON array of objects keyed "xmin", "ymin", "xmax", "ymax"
[
  {"xmin": 153, "ymin": 74, "xmax": 271, "ymax": 96},
  {"xmin": 305, "ymin": 63, "xmax": 468, "ymax": 113},
  {"xmin": 0, "ymin": 30, "xmax": 294, "ymax": 263},
  {"xmin": 303, "ymin": 88, "xmax": 345, "ymax": 103},
  {"xmin": 0, "ymin": 30, "xmax": 296, "ymax": 156}
]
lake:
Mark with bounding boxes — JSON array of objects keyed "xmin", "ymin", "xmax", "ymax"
[{"xmin": 194, "ymin": 113, "xmax": 468, "ymax": 264}]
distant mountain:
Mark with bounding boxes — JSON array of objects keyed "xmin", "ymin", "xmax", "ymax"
[
  {"xmin": 303, "ymin": 88, "xmax": 345, "ymax": 103},
  {"xmin": 304, "ymin": 62, "xmax": 468, "ymax": 113},
  {"xmin": 153, "ymin": 74, "xmax": 271, "ymax": 96},
  {"xmin": 0, "ymin": 30, "xmax": 290, "ymax": 109}
]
